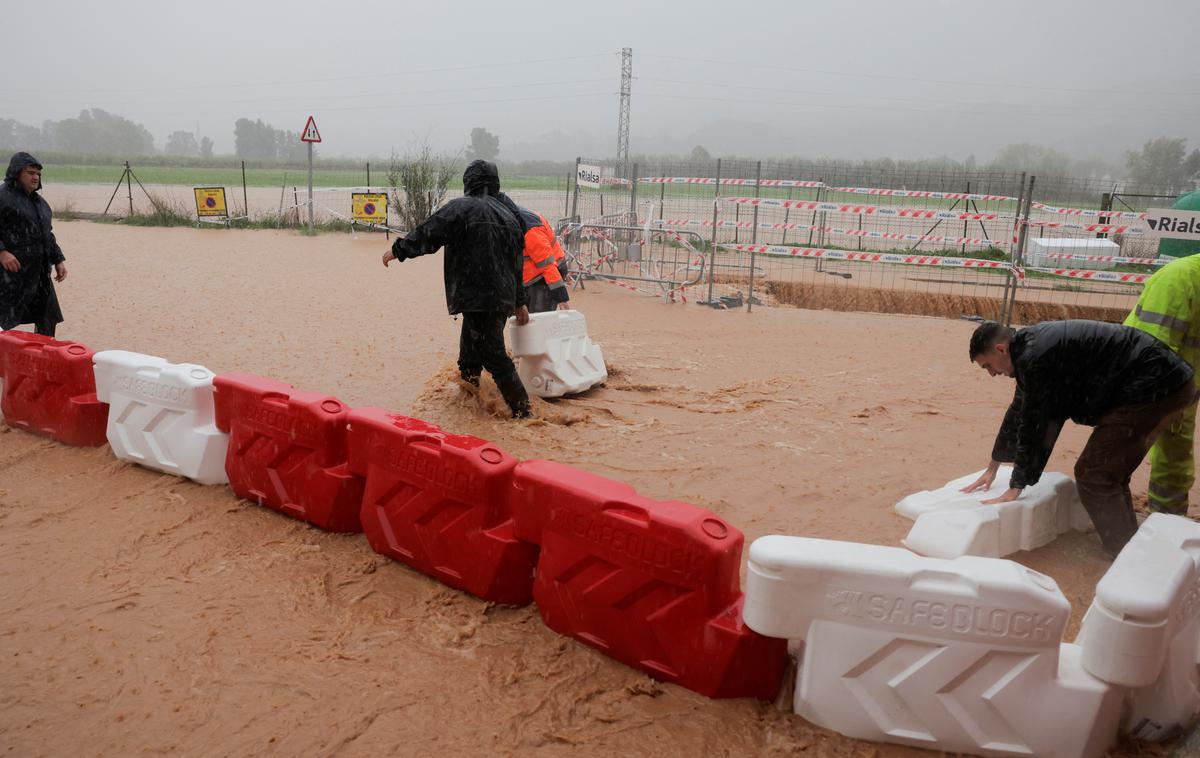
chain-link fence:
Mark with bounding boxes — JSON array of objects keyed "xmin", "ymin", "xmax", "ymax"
[
  {"xmin": 45, "ymin": 156, "xmax": 1188, "ymax": 326},
  {"xmin": 557, "ymin": 157, "xmax": 1188, "ymax": 324}
]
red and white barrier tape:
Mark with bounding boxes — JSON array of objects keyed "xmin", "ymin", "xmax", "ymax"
[
  {"xmin": 724, "ymin": 196, "xmax": 1012, "ymax": 221},
  {"xmin": 640, "ymin": 177, "xmax": 824, "ymax": 188},
  {"xmin": 721, "ymin": 243, "xmax": 1012, "ymax": 270},
  {"xmin": 639, "ymin": 177, "xmax": 1015, "ymax": 201},
  {"xmin": 722, "ymin": 244, "xmax": 1149, "ymax": 285},
  {"xmin": 828, "ymin": 187, "xmax": 1015, "ymax": 202},
  {"xmin": 1027, "ymin": 267, "xmax": 1151, "ymax": 284},
  {"xmin": 1039, "ymin": 252, "xmax": 1169, "ymax": 266},
  {"xmin": 1026, "ymin": 219, "xmax": 1144, "ymax": 235},
  {"xmin": 1031, "ymin": 202, "xmax": 1145, "ymax": 221},
  {"xmin": 654, "ymin": 218, "xmax": 998, "ymax": 246}
]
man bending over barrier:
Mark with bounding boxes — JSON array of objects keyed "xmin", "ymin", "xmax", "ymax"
[{"xmin": 963, "ymin": 319, "xmax": 1195, "ymax": 556}]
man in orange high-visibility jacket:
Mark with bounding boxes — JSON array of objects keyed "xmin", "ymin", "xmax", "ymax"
[{"xmin": 514, "ymin": 206, "xmax": 571, "ymax": 313}]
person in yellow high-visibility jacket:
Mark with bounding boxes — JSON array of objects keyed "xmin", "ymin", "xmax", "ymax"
[{"xmin": 1124, "ymin": 254, "xmax": 1200, "ymax": 515}]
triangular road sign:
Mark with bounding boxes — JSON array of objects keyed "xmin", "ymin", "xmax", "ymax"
[{"xmin": 300, "ymin": 116, "xmax": 322, "ymax": 143}]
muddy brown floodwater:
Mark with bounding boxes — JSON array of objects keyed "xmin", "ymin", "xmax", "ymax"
[{"xmin": 1, "ymin": 221, "xmax": 1192, "ymax": 756}]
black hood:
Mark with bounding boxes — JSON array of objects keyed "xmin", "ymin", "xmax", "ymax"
[
  {"xmin": 5, "ymin": 152, "xmax": 42, "ymax": 189},
  {"xmin": 463, "ymin": 159, "xmax": 500, "ymax": 197}
]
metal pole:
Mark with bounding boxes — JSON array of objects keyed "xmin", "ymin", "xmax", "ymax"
[
  {"xmin": 102, "ymin": 166, "xmax": 127, "ymax": 216},
  {"xmin": 570, "ymin": 157, "xmax": 580, "ymax": 221},
  {"xmin": 780, "ymin": 186, "xmax": 793, "ymax": 246},
  {"xmin": 748, "ymin": 161, "xmax": 761, "ymax": 312},
  {"xmin": 366, "ymin": 161, "xmax": 371, "ymax": 188},
  {"xmin": 807, "ymin": 179, "xmax": 819, "ymax": 246},
  {"xmin": 999, "ymin": 177, "xmax": 1020, "ymax": 325},
  {"xmin": 1006, "ymin": 175, "xmax": 1036, "ymax": 326},
  {"xmin": 241, "ymin": 160, "xmax": 248, "ymax": 220},
  {"xmin": 306, "ymin": 142, "xmax": 314, "ymax": 232},
  {"xmin": 814, "ymin": 177, "xmax": 825, "ymax": 273},
  {"xmin": 1098, "ymin": 192, "xmax": 1112, "ymax": 239},
  {"xmin": 126, "ymin": 161, "xmax": 133, "ymax": 216},
  {"xmin": 962, "ymin": 181, "xmax": 970, "ymax": 254},
  {"xmin": 628, "ymin": 161, "xmax": 638, "ymax": 223},
  {"xmin": 706, "ymin": 158, "xmax": 721, "ymax": 304},
  {"xmin": 1000, "ymin": 172, "xmax": 1027, "ymax": 326}
]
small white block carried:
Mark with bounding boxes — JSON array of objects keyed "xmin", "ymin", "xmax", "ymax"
[
  {"xmin": 506, "ymin": 310, "xmax": 607, "ymax": 398},
  {"xmin": 1076, "ymin": 513, "xmax": 1200, "ymax": 741},
  {"xmin": 93, "ymin": 350, "xmax": 229, "ymax": 485},
  {"xmin": 743, "ymin": 535, "xmax": 1122, "ymax": 758},
  {"xmin": 896, "ymin": 466, "xmax": 1092, "ymax": 559}
]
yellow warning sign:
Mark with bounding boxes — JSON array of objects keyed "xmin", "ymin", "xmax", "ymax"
[
  {"xmin": 193, "ymin": 187, "xmax": 228, "ymax": 218},
  {"xmin": 352, "ymin": 193, "xmax": 388, "ymax": 224}
]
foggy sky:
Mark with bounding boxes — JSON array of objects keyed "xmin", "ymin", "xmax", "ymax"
[{"xmin": 4, "ymin": 0, "xmax": 1198, "ymax": 164}]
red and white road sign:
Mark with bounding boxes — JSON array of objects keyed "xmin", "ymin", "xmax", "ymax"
[{"xmin": 300, "ymin": 116, "xmax": 321, "ymax": 143}]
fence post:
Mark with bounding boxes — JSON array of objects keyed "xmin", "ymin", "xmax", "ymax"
[
  {"xmin": 1013, "ymin": 176, "xmax": 1035, "ymax": 324},
  {"xmin": 126, "ymin": 161, "xmax": 133, "ymax": 216},
  {"xmin": 999, "ymin": 173, "xmax": 1025, "ymax": 326},
  {"xmin": 1098, "ymin": 192, "xmax": 1112, "ymax": 239},
  {"xmin": 748, "ymin": 161, "xmax": 762, "ymax": 312},
  {"xmin": 570, "ymin": 157, "xmax": 580, "ymax": 221},
  {"xmin": 780, "ymin": 186, "xmax": 793, "ymax": 246},
  {"xmin": 962, "ymin": 181, "xmax": 970, "ymax": 254},
  {"xmin": 706, "ymin": 158, "xmax": 722, "ymax": 304},
  {"xmin": 241, "ymin": 160, "xmax": 248, "ymax": 220},
  {"xmin": 629, "ymin": 162, "xmax": 638, "ymax": 224},
  {"xmin": 813, "ymin": 177, "xmax": 825, "ymax": 273},
  {"xmin": 1002, "ymin": 173, "xmax": 1033, "ymax": 327}
]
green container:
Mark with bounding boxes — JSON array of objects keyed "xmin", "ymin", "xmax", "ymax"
[{"xmin": 1158, "ymin": 189, "xmax": 1200, "ymax": 258}]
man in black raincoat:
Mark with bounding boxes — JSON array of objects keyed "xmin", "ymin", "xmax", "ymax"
[
  {"xmin": 0, "ymin": 152, "xmax": 67, "ymax": 336},
  {"xmin": 963, "ymin": 319, "xmax": 1196, "ymax": 556},
  {"xmin": 382, "ymin": 160, "xmax": 531, "ymax": 418}
]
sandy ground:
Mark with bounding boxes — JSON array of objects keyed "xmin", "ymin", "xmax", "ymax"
[{"xmin": 1, "ymin": 221, "xmax": 1193, "ymax": 757}]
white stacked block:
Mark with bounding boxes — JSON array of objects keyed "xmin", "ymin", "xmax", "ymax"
[
  {"xmin": 744, "ymin": 535, "xmax": 1122, "ymax": 758},
  {"xmin": 1076, "ymin": 513, "xmax": 1200, "ymax": 741},
  {"xmin": 93, "ymin": 350, "xmax": 229, "ymax": 485},
  {"xmin": 506, "ymin": 310, "xmax": 607, "ymax": 398},
  {"xmin": 897, "ymin": 467, "xmax": 1092, "ymax": 559}
]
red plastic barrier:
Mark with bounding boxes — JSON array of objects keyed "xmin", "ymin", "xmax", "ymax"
[
  {"xmin": 347, "ymin": 408, "xmax": 537, "ymax": 605},
  {"xmin": 213, "ymin": 372, "xmax": 364, "ymax": 532},
  {"xmin": 0, "ymin": 331, "xmax": 108, "ymax": 446},
  {"xmin": 510, "ymin": 460, "xmax": 787, "ymax": 699}
]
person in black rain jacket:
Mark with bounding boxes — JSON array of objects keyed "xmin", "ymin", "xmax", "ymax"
[
  {"xmin": 382, "ymin": 159, "xmax": 531, "ymax": 418},
  {"xmin": 963, "ymin": 319, "xmax": 1195, "ymax": 555},
  {"xmin": 0, "ymin": 152, "xmax": 67, "ymax": 335}
]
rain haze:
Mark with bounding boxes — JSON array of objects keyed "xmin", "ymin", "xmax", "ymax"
[{"xmin": 3, "ymin": 0, "xmax": 1198, "ymax": 164}]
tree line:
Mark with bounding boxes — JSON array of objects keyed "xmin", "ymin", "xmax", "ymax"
[
  {"xmin": 0, "ymin": 110, "xmax": 312, "ymax": 163},
  {"xmin": 0, "ymin": 109, "xmax": 1196, "ymax": 190}
]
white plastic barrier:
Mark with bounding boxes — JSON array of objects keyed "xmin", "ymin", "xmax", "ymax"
[
  {"xmin": 1076, "ymin": 513, "xmax": 1200, "ymax": 741},
  {"xmin": 506, "ymin": 310, "xmax": 607, "ymax": 398},
  {"xmin": 93, "ymin": 350, "xmax": 229, "ymax": 485},
  {"xmin": 896, "ymin": 467, "xmax": 1092, "ymax": 559},
  {"xmin": 744, "ymin": 536, "xmax": 1122, "ymax": 758}
]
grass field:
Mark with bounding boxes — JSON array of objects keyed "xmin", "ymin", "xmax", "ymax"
[
  {"xmin": 46, "ymin": 163, "xmax": 1107, "ymax": 212},
  {"xmin": 47, "ymin": 163, "xmax": 572, "ymax": 191}
]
